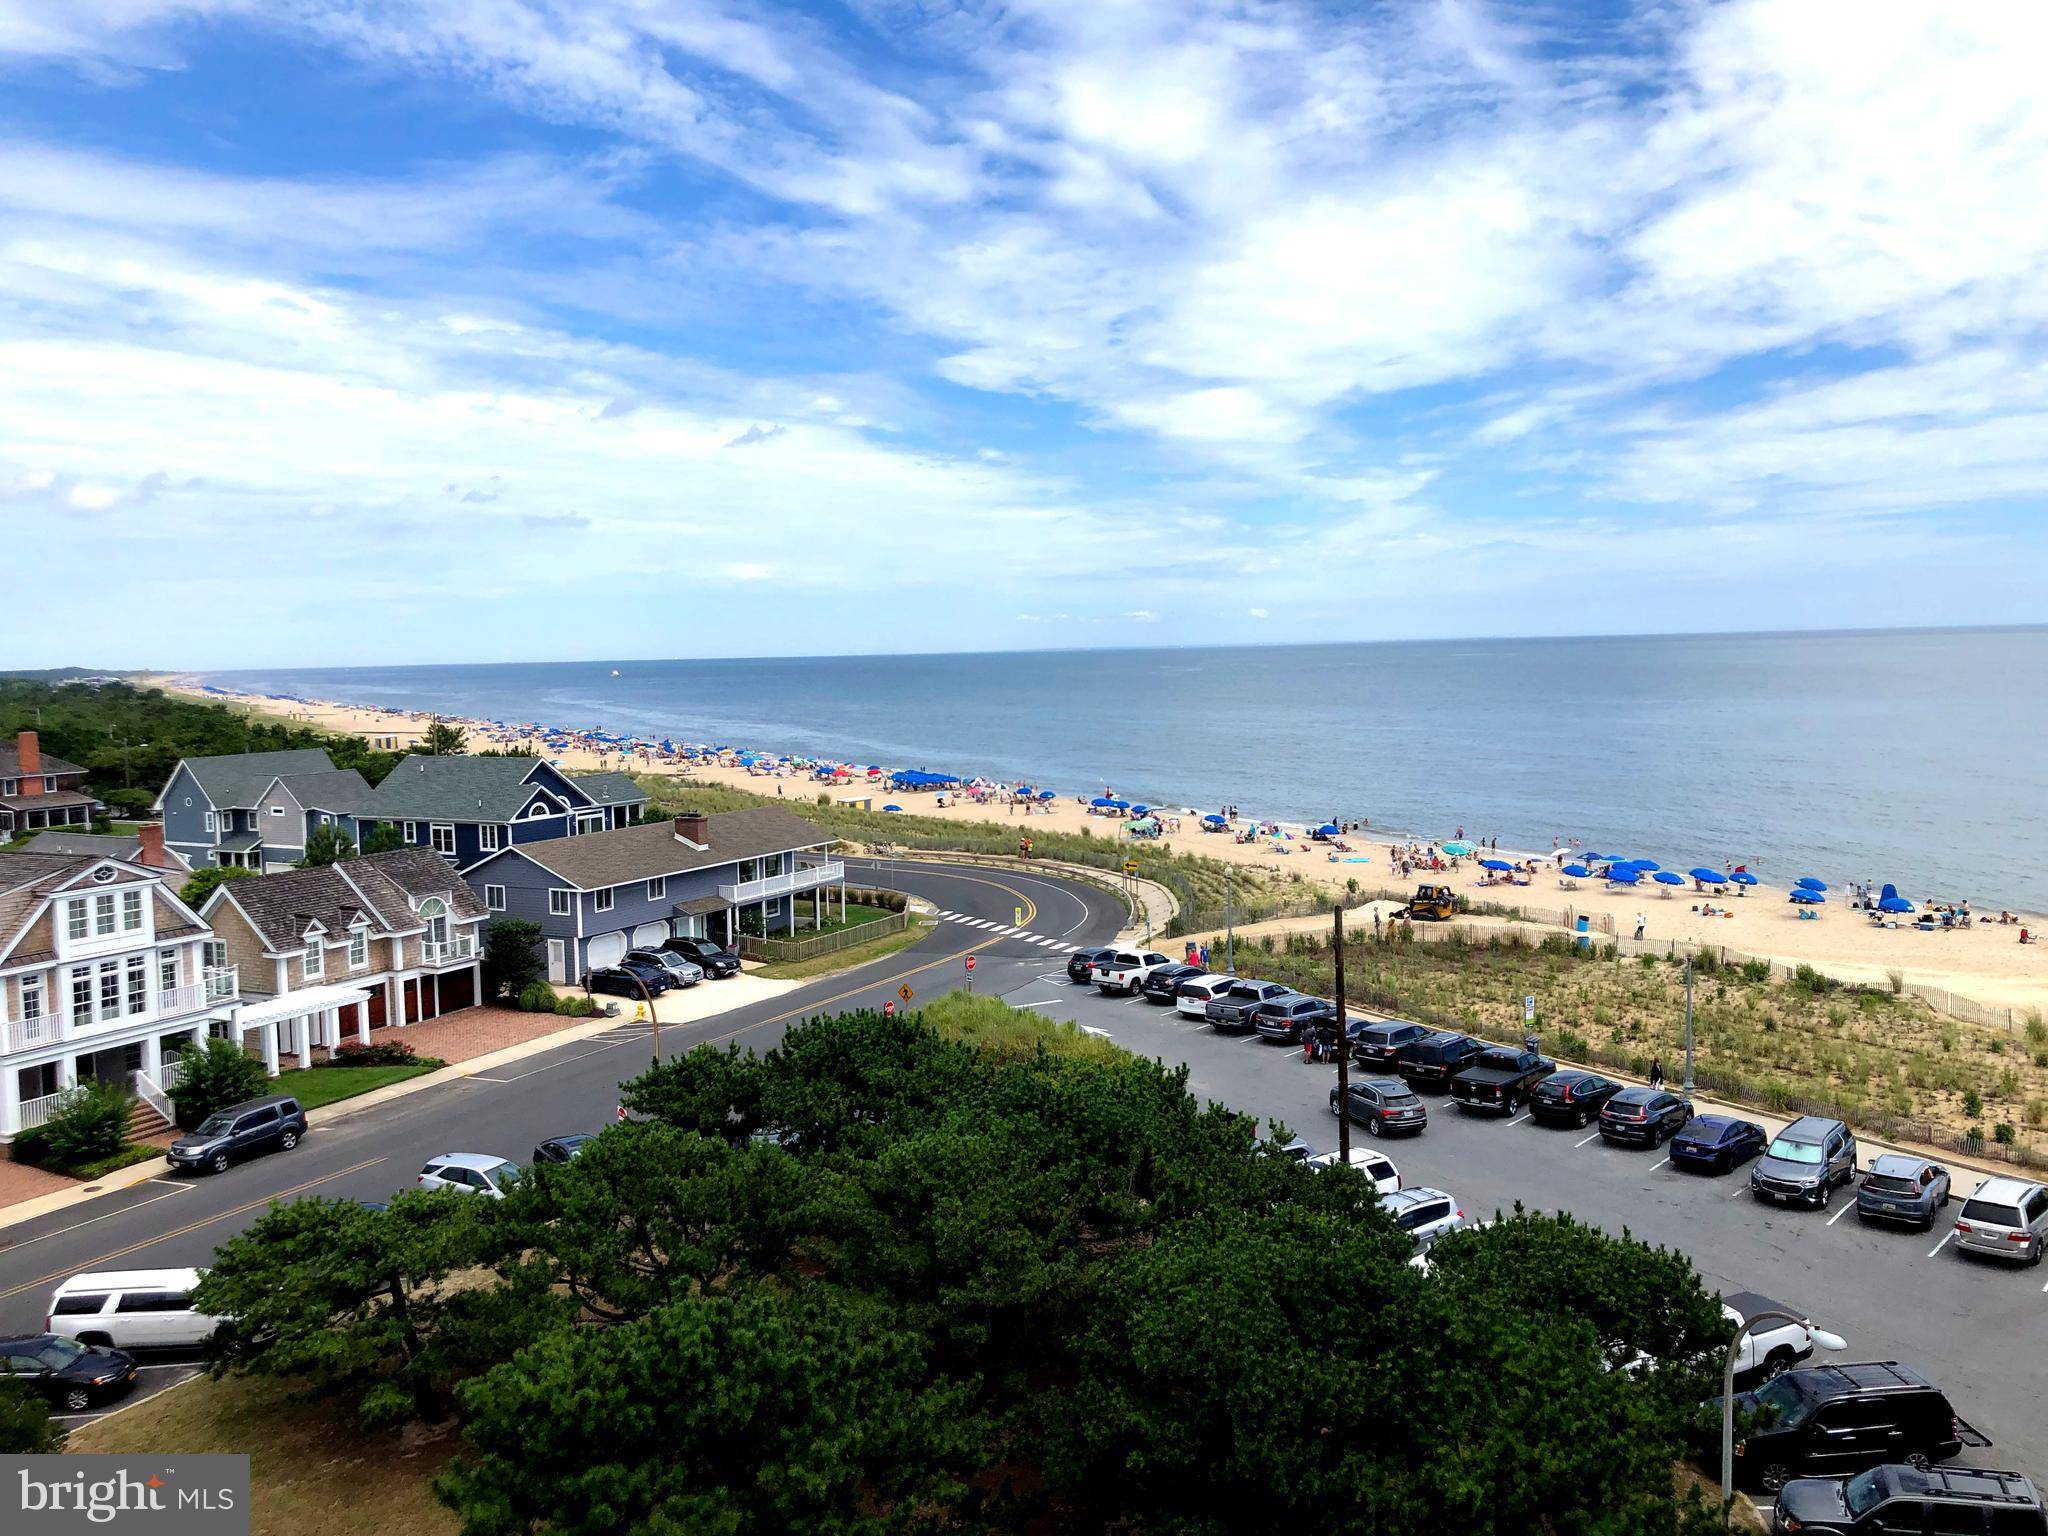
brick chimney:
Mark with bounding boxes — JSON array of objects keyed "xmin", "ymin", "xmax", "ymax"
[
  {"xmin": 672, "ymin": 811, "xmax": 709, "ymax": 847},
  {"xmin": 16, "ymin": 730, "xmax": 42, "ymax": 795},
  {"xmin": 137, "ymin": 823, "xmax": 168, "ymax": 868}
]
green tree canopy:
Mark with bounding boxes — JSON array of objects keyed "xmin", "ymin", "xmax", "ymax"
[
  {"xmin": 178, "ymin": 863, "xmax": 256, "ymax": 910},
  {"xmin": 296, "ymin": 821, "xmax": 356, "ymax": 867},
  {"xmin": 421, "ymin": 721, "xmax": 466, "ymax": 756},
  {"xmin": 166, "ymin": 1036, "xmax": 271, "ymax": 1130},
  {"xmin": 480, "ymin": 919, "xmax": 544, "ymax": 1002},
  {"xmin": 360, "ymin": 821, "xmax": 405, "ymax": 854}
]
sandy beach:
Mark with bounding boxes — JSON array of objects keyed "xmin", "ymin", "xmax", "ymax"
[{"xmin": 144, "ymin": 675, "xmax": 2048, "ymax": 1016}]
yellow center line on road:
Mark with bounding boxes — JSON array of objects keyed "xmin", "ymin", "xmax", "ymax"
[{"xmin": 0, "ymin": 1157, "xmax": 386, "ymax": 1304}]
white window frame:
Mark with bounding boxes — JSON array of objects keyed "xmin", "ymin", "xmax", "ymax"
[
  {"xmin": 479, "ymin": 823, "xmax": 502, "ymax": 852},
  {"xmin": 430, "ymin": 823, "xmax": 456, "ymax": 855},
  {"xmin": 20, "ymin": 974, "xmax": 43, "ymax": 1020},
  {"xmin": 647, "ymin": 876, "xmax": 666, "ymax": 901},
  {"xmin": 548, "ymin": 888, "xmax": 573, "ymax": 917},
  {"xmin": 126, "ymin": 954, "xmax": 148, "ymax": 1015},
  {"xmin": 66, "ymin": 899, "xmax": 89, "ymax": 942},
  {"xmin": 403, "ymin": 821, "xmax": 418, "ymax": 844},
  {"xmin": 203, "ymin": 810, "xmax": 216, "ymax": 833},
  {"xmin": 270, "ymin": 805, "xmax": 286, "ymax": 816},
  {"xmin": 593, "ymin": 887, "xmax": 615, "ymax": 913},
  {"xmin": 485, "ymin": 884, "xmax": 507, "ymax": 911},
  {"xmin": 121, "ymin": 888, "xmax": 144, "ymax": 931},
  {"xmin": 94, "ymin": 893, "xmax": 118, "ymax": 936},
  {"xmin": 347, "ymin": 928, "xmax": 369, "ymax": 971},
  {"xmin": 303, "ymin": 941, "xmax": 325, "ymax": 980},
  {"xmin": 159, "ymin": 951, "xmax": 178, "ymax": 992}
]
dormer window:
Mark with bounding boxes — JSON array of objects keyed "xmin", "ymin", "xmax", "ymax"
[
  {"xmin": 303, "ymin": 938, "xmax": 325, "ymax": 980},
  {"xmin": 348, "ymin": 925, "xmax": 369, "ymax": 970}
]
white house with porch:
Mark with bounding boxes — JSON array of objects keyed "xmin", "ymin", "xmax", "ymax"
[{"xmin": 0, "ymin": 851, "xmax": 240, "ymax": 1142}]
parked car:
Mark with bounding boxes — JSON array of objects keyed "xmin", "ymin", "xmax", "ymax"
[
  {"xmin": 1330, "ymin": 1077, "xmax": 1430, "ymax": 1137},
  {"xmin": 1397, "ymin": 1031, "xmax": 1489, "ymax": 1091},
  {"xmin": 1722, "ymin": 1291, "xmax": 1820, "ymax": 1386},
  {"xmin": 626, "ymin": 948, "xmax": 705, "ymax": 988},
  {"xmin": 1854, "ymin": 1155, "xmax": 1951, "ymax": 1230},
  {"xmin": 532, "ymin": 1133, "xmax": 597, "ymax": 1165},
  {"xmin": 1139, "ymin": 962, "xmax": 1204, "ymax": 1005},
  {"xmin": 1254, "ymin": 993, "xmax": 1336, "ymax": 1044},
  {"xmin": 165, "ymin": 1094, "xmax": 307, "ymax": 1175},
  {"xmin": 587, "ymin": 960, "xmax": 671, "ymax": 998},
  {"xmin": 417, "ymin": 1152, "xmax": 523, "ymax": 1198},
  {"xmin": 0, "ymin": 1333, "xmax": 137, "ymax": 1413},
  {"xmin": 665, "ymin": 935, "xmax": 742, "ymax": 978},
  {"xmin": 1527, "ymin": 1069, "xmax": 1624, "ymax": 1128},
  {"xmin": 1772, "ymin": 1464, "xmax": 2045, "ymax": 1535},
  {"xmin": 47, "ymin": 1269, "xmax": 216, "ymax": 1352},
  {"xmin": 1348, "ymin": 1019, "xmax": 1430, "ymax": 1072},
  {"xmin": 1383, "ymin": 1186, "xmax": 1466, "ymax": 1254},
  {"xmin": 1258, "ymin": 1134, "xmax": 1317, "ymax": 1162},
  {"xmin": 1597, "ymin": 1087, "xmax": 1693, "ymax": 1146},
  {"xmin": 1952, "ymin": 1176, "xmax": 2048, "ymax": 1265},
  {"xmin": 1067, "ymin": 946, "xmax": 1118, "ymax": 985},
  {"xmin": 1726, "ymin": 1360, "xmax": 1981, "ymax": 1493},
  {"xmin": 1448, "ymin": 1045, "xmax": 1554, "ymax": 1114},
  {"xmin": 1751, "ymin": 1116, "xmax": 1859, "ymax": 1209},
  {"xmin": 1305, "ymin": 1146, "xmax": 1402, "ymax": 1195},
  {"xmin": 1173, "ymin": 973, "xmax": 1237, "ymax": 1018},
  {"xmin": 1205, "ymin": 979, "xmax": 1294, "ymax": 1032},
  {"xmin": 1669, "ymin": 1114, "xmax": 1768, "ymax": 1173},
  {"xmin": 1094, "ymin": 948, "xmax": 1176, "ymax": 995}
]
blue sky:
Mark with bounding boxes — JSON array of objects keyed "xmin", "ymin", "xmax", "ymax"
[{"xmin": 2, "ymin": 0, "xmax": 2045, "ymax": 667}]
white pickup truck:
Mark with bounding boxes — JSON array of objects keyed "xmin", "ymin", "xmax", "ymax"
[
  {"xmin": 1092, "ymin": 948, "xmax": 1174, "ymax": 995},
  {"xmin": 1722, "ymin": 1290, "xmax": 1819, "ymax": 1384}
]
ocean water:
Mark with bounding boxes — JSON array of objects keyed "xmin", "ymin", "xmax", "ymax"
[{"xmin": 204, "ymin": 627, "xmax": 2048, "ymax": 909}]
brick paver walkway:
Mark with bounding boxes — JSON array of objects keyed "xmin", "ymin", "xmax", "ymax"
[
  {"xmin": 365, "ymin": 1004, "xmax": 598, "ymax": 1067},
  {"xmin": 0, "ymin": 1157, "xmax": 80, "ymax": 1206}
]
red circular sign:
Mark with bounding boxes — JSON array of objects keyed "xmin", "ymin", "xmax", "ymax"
[
  {"xmin": 884, "ymin": 1000, "xmax": 896, "ymax": 1017},
  {"xmin": 965, "ymin": 956, "xmax": 976, "ymax": 971}
]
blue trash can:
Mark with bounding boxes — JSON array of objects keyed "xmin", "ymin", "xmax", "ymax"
[{"xmin": 1575, "ymin": 914, "xmax": 1590, "ymax": 951}]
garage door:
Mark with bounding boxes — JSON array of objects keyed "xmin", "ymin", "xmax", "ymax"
[
  {"xmin": 439, "ymin": 968, "xmax": 475, "ymax": 1013},
  {"xmin": 632, "ymin": 922, "xmax": 669, "ymax": 949},
  {"xmin": 586, "ymin": 931, "xmax": 628, "ymax": 970}
]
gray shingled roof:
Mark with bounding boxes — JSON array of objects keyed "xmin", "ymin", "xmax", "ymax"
[
  {"xmin": 0, "ymin": 851, "xmax": 180, "ymax": 959},
  {"xmin": 21, "ymin": 831, "xmax": 193, "ymax": 872},
  {"xmin": 570, "ymin": 771, "xmax": 649, "ymax": 807},
  {"xmin": 179, "ymin": 749, "xmax": 336, "ymax": 808},
  {"xmin": 274, "ymin": 768, "xmax": 374, "ymax": 813},
  {"xmin": 494, "ymin": 806, "xmax": 831, "ymax": 889},
  {"xmin": 358, "ymin": 755, "xmax": 562, "ymax": 822},
  {"xmin": 0, "ymin": 743, "xmax": 87, "ymax": 777},
  {"xmin": 211, "ymin": 846, "xmax": 486, "ymax": 950}
]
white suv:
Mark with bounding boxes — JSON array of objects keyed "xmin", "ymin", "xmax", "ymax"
[
  {"xmin": 1093, "ymin": 948, "xmax": 1174, "ymax": 996},
  {"xmin": 418, "ymin": 1152, "xmax": 522, "ymax": 1198},
  {"xmin": 47, "ymin": 1269, "xmax": 216, "ymax": 1351},
  {"xmin": 1173, "ymin": 973, "xmax": 1237, "ymax": 1019}
]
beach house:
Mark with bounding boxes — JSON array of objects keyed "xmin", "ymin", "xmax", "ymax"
[
  {"xmin": 153, "ymin": 749, "xmax": 373, "ymax": 872},
  {"xmin": 197, "ymin": 848, "xmax": 490, "ymax": 1049},
  {"xmin": 0, "ymin": 850, "xmax": 241, "ymax": 1144},
  {"xmin": 0, "ymin": 732, "xmax": 102, "ymax": 839},
  {"xmin": 464, "ymin": 807, "xmax": 839, "ymax": 985},
  {"xmin": 354, "ymin": 755, "xmax": 649, "ymax": 871}
]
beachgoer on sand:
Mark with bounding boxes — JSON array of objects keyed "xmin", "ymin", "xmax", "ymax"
[{"xmin": 1634, "ymin": 913, "xmax": 1646, "ymax": 940}]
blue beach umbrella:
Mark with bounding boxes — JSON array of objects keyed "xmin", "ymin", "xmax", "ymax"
[
  {"xmin": 1790, "ymin": 888, "xmax": 1826, "ymax": 904},
  {"xmin": 1795, "ymin": 877, "xmax": 1827, "ymax": 892},
  {"xmin": 1131, "ymin": 805, "xmax": 1149, "ymax": 817},
  {"xmin": 882, "ymin": 804, "xmax": 902, "ymax": 813},
  {"xmin": 1038, "ymin": 790, "xmax": 1055, "ymax": 801},
  {"xmin": 1315, "ymin": 823, "xmax": 1341, "ymax": 837},
  {"xmin": 1632, "ymin": 859, "xmax": 1663, "ymax": 873},
  {"xmin": 1203, "ymin": 813, "xmax": 1227, "ymax": 825},
  {"xmin": 1877, "ymin": 883, "xmax": 1914, "ymax": 914},
  {"xmin": 1689, "ymin": 867, "xmax": 1729, "ymax": 883},
  {"xmin": 1579, "ymin": 851, "xmax": 1606, "ymax": 863},
  {"xmin": 1729, "ymin": 871, "xmax": 1759, "ymax": 887},
  {"xmin": 1607, "ymin": 867, "xmax": 1642, "ymax": 885},
  {"xmin": 1106, "ymin": 798, "xmax": 1131, "ymax": 810},
  {"xmin": 1561, "ymin": 864, "xmax": 1592, "ymax": 878},
  {"xmin": 1653, "ymin": 870, "xmax": 1685, "ymax": 886},
  {"xmin": 1480, "ymin": 858, "xmax": 1513, "ymax": 871},
  {"xmin": 1090, "ymin": 796, "xmax": 1116, "ymax": 808}
]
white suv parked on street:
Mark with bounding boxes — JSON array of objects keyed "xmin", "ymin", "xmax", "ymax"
[
  {"xmin": 1093, "ymin": 949, "xmax": 1174, "ymax": 995},
  {"xmin": 1173, "ymin": 973, "xmax": 1237, "ymax": 1018},
  {"xmin": 47, "ymin": 1269, "xmax": 217, "ymax": 1351}
]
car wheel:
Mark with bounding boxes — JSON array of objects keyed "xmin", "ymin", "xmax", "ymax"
[
  {"xmin": 77, "ymin": 1333, "xmax": 112, "ymax": 1350},
  {"xmin": 209, "ymin": 1152, "xmax": 230, "ymax": 1174},
  {"xmin": 1501, "ymin": 1093, "xmax": 1517, "ymax": 1115},
  {"xmin": 1366, "ymin": 1116, "xmax": 1383, "ymax": 1138},
  {"xmin": 279, "ymin": 1128, "xmax": 300, "ymax": 1150},
  {"xmin": 1760, "ymin": 1463, "xmax": 1794, "ymax": 1494},
  {"xmin": 1761, "ymin": 1349, "xmax": 1795, "ymax": 1382},
  {"xmin": 63, "ymin": 1386, "xmax": 92, "ymax": 1413},
  {"xmin": 1905, "ymin": 1453, "xmax": 1932, "ymax": 1474}
]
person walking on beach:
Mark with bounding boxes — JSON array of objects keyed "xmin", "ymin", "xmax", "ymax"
[{"xmin": 1634, "ymin": 912, "xmax": 1646, "ymax": 941}]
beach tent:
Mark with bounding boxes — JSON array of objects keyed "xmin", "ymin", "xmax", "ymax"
[
  {"xmin": 1561, "ymin": 864, "xmax": 1592, "ymax": 878},
  {"xmin": 1653, "ymin": 870, "xmax": 1685, "ymax": 886},
  {"xmin": 1689, "ymin": 867, "xmax": 1729, "ymax": 883},
  {"xmin": 1480, "ymin": 858, "xmax": 1513, "ymax": 871},
  {"xmin": 1795, "ymin": 877, "xmax": 1827, "ymax": 892},
  {"xmin": 1790, "ymin": 889, "xmax": 1826, "ymax": 904},
  {"xmin": 1127, "ymin": 817, "xmax": 1161, "ymax": 836},
  {"xmin": 1729, "ymin": 872, "xmax": 1759, "ymax": 887},
  {"xmin": 1878, "ymin": 884, "xmax": 1914, "ymax": 914}
]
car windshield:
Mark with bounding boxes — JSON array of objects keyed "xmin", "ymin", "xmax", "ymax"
[
  {"xmin": 1748, "ymin": 1373, "xmax": 1813, "ymax": 1424},
  {"xmin": 486, "ymin": 1162, "xmax": 521, "ymax": 1185},
  {"xmin": 29, "ymin": 1338, "xmax": 87, "ymax": 1370},
  {"xmin": 1766, "ymin": 1138, "xmax": 1824, "ymax": 1164},
  {"xmin": 1843, "ymin": 1469, "xmax": 1886, "ymax": 1518},
  {"xmin": 193, "ymin": 1113, "xmax": 235, "ymax": 1137}
]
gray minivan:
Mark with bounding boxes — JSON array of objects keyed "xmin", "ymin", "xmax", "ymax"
[
  {"xmin": 1751, "ymin": 1116, "xmax": 1858, "ymax": 1209},
  {"xmin": 1953, "ymin": 1177, "xmax": 2048, "ymax": 1265}
]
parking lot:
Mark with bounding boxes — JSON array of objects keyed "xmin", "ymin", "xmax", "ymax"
[{"xmin": 969, "ymin": 946, "xmax": 2048, "ymax": 1481}]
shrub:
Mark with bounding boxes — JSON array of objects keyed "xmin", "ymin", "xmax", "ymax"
[
  {"xmin": 1994, "ymin": 1122, "xmax": 2016, "ymax": 1146},
  {"xmin": 41, "ymin": 1079, "xmax": 134, "ymax": 1167},
  {"xmin": 1791, "ymin": 963, "xmax": 1839, "ymax": 995},
  {"xmin": 1963, "ymin": 1088, "xmax": 1984, "ymax": 1119},
  {"xmin": 320, "ymin": 1040, "xmax": 418, "ymax": 1069},
  {"xmin": 169, "ymin": 1036, "xmax": 271, "ymax": 1129},
  {"xmin": 1738, "ymin": 959, "xmax": 1772, "ymax": 984},
  {"xmin": 1553, "ymin": 1029, "xmax": 1592, "ymax": 1060},
  {"xmin": 1962, "ymin": 1125, "xmax": 1985, "ymax": 1153},
  {"xmin": 2026, "ymin": 1015, "xmax": 2048, "ymax": 1048},
  {"xmin": 1887, "ymin": 968, "xmax": 1905, "ymax": 995},
  {"xmin": 554, "ymin": 994, "xmax": 599, "ymax": 1017},
  {"xmin": 0, "ymin": 1378, "xmax": 62, "ymax": 1454},
  {"xmin": 518, "ymin": 981, "xmax": 559, "ymax": 1013}
]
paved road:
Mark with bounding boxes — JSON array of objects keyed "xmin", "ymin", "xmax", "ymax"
[
  {"xmin": 0, "ymin": 858, "xmax": 1126, "ymax": 1424},
  {"xmin": 983, "ymin": 961, "xmax": 2048, "ymax": 1481}
]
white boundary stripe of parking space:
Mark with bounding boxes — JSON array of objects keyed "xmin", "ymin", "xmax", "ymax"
[
  {"xmin": 1574, "ymin": 1131, "xmax": 1602, "ymax": 1148},
  {"xmin": 1826, "ymin": 1200, "xmax": 1855, "ymax": 1226},
  {"xmin": 1927, "ymin": 1231, "xmax": 1956, "ymax": 1258}
]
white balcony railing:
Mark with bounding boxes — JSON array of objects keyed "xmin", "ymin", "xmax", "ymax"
[
  {"xmin": 420, "ymin": 934, "xmax": 476, "ymax": 966},
  {"xmin": 205, "ymin": 966, "xmax": 239, "ymax": 1000},
  {"xmin": 1, "ymin": 1013, "xmax": 62, "ymax": 1054},
  {"xmin": 18, "ymin": 1090, "xmax": 68, "ymax": 1130},
  {"xmin": 157, "ymin": 982, "xmax": 205, "ymax": 1016},
  {"xmin": 2, "ymin": 972, "xmax": 239, "ymax": 1055},
  {"xmin": 718, "ymin": 859, "xmax": 843, "ymax": 905}
]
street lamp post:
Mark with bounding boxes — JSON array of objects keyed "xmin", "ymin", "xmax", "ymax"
[
  {"xmin": 1224, "ymin": 868, "xmax": 1235, "ymax": 976},
  {"xmin": 1721, "ymin": 1311, "xmax": 1847, "ymax": 1516},
  {"xmin": 1684, "ymin": 955, "xmax": 1696, "ymax": 1096}
]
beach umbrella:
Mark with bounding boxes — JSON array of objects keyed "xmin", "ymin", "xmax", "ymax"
[
  {"xmin": 1653, "ymin": 870, "xmax": 1685, "ymax": 885},
  {"xmin": 1090, "ymin": 796, "xmax": 1116, "ymax": 808},
  {"xmin": 1878, "ymin": 884, "xmax": 1914, "ymax": 913},
  {"xmin": 1795, "ymin": 877, "xmax": 1828, "ymax": 892},
  {"xmin": 1790, "ymin": 889, "xmax": 1826, "ymax": 904},
  {"xmin": 1689, "ymin": 867, "xmax": 1729, "ymax": 883},
  {"xmin": 1561, "ymin": 864, "xmax": 1591, "ymax": 878},
  {"xmin": 1728, "ymin": 871, "xmax": 1758, "ymax": 886},
  {"xmin": 1579, "ymin": 850, "xmax": 1606, "ymax": 862},
  {"xmin": 1480, "ymin": 858, "xmax": 1513, "ymax": 871},
  {"xmin": 1131, "ymin": 805, "xmax": 1149, "ymax": 816},
  {"xmin": 1630, "ymin": 858, "xmax": 1662, "ymax": 872},
  {"xmin": 1107, "ymin": 798, "xmax": 1131, "ymax": 809},
  {"xmin": 1606, "ymin": 867, "xmax": 1642, "ymax": 885},
  {"xmin": 1203, "ymin": 813, "xmax": 1226, "ymax": 825},
  {"xmin": 1038, "ymin": 790, "xmax": 1055, "ymax": 801},
  {"xmin": 1442, "ymin": 840, "xmax": 1473, "ymax": 856},
  {"xmin": 1314, "ymin": 823, "xmax": 1341, "ymax": 837},
  {"xmin": 882, "ymin": 804, "xmax": 902, "ymax": 813}
]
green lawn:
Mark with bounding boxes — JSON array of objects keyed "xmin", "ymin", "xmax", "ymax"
[
  {"xmin": 751, "ymin": 919, "xmax": 932, "ymax": 981},
  {"xmin": 786, "ymin": 898, "xmax": 896, "ymax": 937},
  {"xmin": 271, "ymin": 1061, "xmax": 440, "ymax": 1111}
]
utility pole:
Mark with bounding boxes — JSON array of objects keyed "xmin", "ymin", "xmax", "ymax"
[
  {"xmin": 1333, "ymin": 902, "xmax": 1351, "ymax": 1162},
  {"xmin": 1683, "ymin": 955, "xmax": 1695, "ymax": 1096},
  {"xmin": 1224, "ymin": 868, "xmax": 1235, "ymax": 975}
]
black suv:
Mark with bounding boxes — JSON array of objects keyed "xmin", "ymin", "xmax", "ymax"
[
  {"xmin": 1775, "ymin": 1464, "xmax": 2044, "ymax": 1535},
  {"xmin": 1139, "ymin": 962, "xmax": 1204, "ymax": 1005},
  {"xmin": 166, "ymin": 1093, "xmax": 308, "ymax": 1175},
  {"xmin": 1255, "ymin": 994, "xmax": 1336, "ymax": 1044},
  {"xmin": 1597, "ymin": 1087, "xmax": 1693, "ymax": 1146},
  {"xmin": 1067, "ymin": 947, "xmax": 1117, "ymax": 985},
  {"xmin": 1350, "ymin": 1020, "xmax": 1429, "ymax": 1071},
  {"xmin": 1729, "ymin": 1361, "xmax": 1980, "ymax": 1493},
  {"xmin": 1397, "ymin": 1031, "xmax": 1488, "ymax": 1090},
  {"xmin": 665, "ymin": 936, "xmax": 742, "ymax": 978},
  {"xmin": 1527, "ymin": 1069, "xmax": 1623, "ymax": 1128},
  {"xmin": 0, "ymin": 1333, "xmax": 137, "ymax": 1413}
]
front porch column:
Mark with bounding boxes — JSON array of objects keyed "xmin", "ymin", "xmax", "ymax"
[
  {"xmin": 840, "ymin": 880, "xmax": 846, "ymax": 923},
  {"xmin": 356, "ymin": 1002, "xmax": 371, "ymax": 1046},
  {"xmin": 260, "ymin": 1020, "xmax": 280, "ymax": 1077},
  {"xmin": 1, "ymin": 1067, "xmax": 20, "ymax": 1138},
  {"xmin": 58, "ymin": 1054, "xmax": 78, "ymax": 1093},
  {"xmin": 139, "ymin": 1032, "xmax": 161, "ymax": 1083},
  {"xmin": 385, "ymin": 975, "xmax": 401, "ymax": 1029}
]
